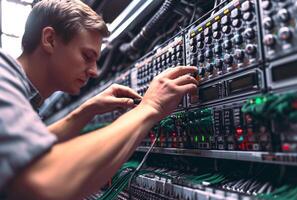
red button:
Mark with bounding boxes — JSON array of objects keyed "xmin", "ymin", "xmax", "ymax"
[{"xmin": 282, "ymin": 143, "xmax": 290, "ymax": 152}]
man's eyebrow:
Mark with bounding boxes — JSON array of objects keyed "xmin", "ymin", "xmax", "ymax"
[{"xmin": 84, "ymin": 48, "xmax": 99, "ymax": 59}]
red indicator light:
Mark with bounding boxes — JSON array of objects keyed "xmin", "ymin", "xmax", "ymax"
[
  {"xmin": 236, "ymin": 128, "xmax": 243, "ymax": 135},
  {"xmin": 172, "ymin": 132, "xmax": 177, "ymax": 137},
  {"xmin": 292, "ymin": 101, "xmax": 297, "ymax": 109},
  {"xmin": 282, "ymin": 143, "xmax": 290, "ymax": 152}
]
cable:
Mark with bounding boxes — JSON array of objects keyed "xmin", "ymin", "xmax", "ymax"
[{"xmin": 128, "ymin": 135, "xmax": 158, "ymax": 200}]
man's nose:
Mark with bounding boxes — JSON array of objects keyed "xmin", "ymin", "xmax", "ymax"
[{"xmin": 87, "ymin": 64, "xmax": 98, "ymax": 78}]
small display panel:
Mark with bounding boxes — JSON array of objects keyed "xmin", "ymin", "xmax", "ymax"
[
  {"xmin": 228, "ymin": 73, "xmax": 258, "ymax": 95},
  {"xmin": 199, "ymin": 85, "xmax": 220, "ymax": 102},
  {"xmin": 272, "ymin": 61, "xmax": 297, "ymax": 82}
]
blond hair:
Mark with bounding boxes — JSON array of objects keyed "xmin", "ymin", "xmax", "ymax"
[{"xmin": 22, "ymin": 0, "xmax": 109, "ymax": 53}]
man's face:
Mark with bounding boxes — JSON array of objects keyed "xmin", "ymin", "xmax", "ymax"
[{"xmin": 48, "ymin": 29, "xmax": 102, "ymax": 95}]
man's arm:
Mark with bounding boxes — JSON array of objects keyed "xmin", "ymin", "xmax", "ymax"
[
  {"xmin": 48, "ymin": 84, "xmax": 142, "ymax": 142},
  {"xmin": 7, "ymin": 66, "xmax": 198, "ymax": 200}
]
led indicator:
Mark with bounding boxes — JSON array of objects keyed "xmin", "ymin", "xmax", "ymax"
[
  {"xmin": 198, "ymin": 27, "xmax": 203, "ymax": 32},
  {"xmin": 282, "ymin": 143, "xmax": 290, "ymax": 151},
  {"xmin": 255, "ymin": 98, "xmax": 262, "ymax": 104},
  {"xmin": 202, "ymin": 135, "xmax": 205, "ymax": 142},
  {"xmin": 224, "ymin": 9, "xmax": 230, "ymax": 15},
  {"xmin": 239, "ymin": 136, "xmax": 244, "ymax": 142},
  {"xmin": 236, "ymin": 128, "xmax": 243, "ymax": 134},
  {"xmin": 292, "ymin": 101, "xmax": 297, "ymax": 109},
  {"xmin": 195, "ymin": 136, "xmax": 198, "ymax": 142},
  {"xmin": 215, "ymin": 16, "xmax": 220, "ymax": 21},
  {"xmin": 206, "ymin": 22, "xmax": 211, "ymax": 27},
  {"xmin": 250, "ymin": 100, "xmax": 254, "ymax": 104}
]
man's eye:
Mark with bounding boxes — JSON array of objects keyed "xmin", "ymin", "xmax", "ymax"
[{"xmin": 83, "ymin": 54, "xmax": 92, "ymax": 62}]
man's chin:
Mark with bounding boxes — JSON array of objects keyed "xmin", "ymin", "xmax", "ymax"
[{"xmin": 65, "ymin": 88, "xmax": 81, "ymax": 95}]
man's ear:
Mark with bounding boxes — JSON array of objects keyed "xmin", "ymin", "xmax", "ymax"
[{"xmin": 41, "ymin": 27, "xmax": 56, "ymax": 54}]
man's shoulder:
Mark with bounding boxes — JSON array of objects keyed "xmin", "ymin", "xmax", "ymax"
[
  {"xmin": 0, "ymin": 49, "xmax": 30, "ymax": 98},
  {"xmin": 0, "ymin": 49, "xmax": 22, "ymax": 73}
]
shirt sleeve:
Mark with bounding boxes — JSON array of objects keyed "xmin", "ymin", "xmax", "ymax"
[{"xmin": 0, "ymin": 60, "xmax": 57, "ymax": 191}]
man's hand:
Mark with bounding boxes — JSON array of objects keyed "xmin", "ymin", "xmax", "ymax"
[
  {"xmin": 85, "ymin": 84, "xmax": 142, "ymax": 115},
  {"xmin": 139, "ymin": 66, "xmax": 199, "ymax": 122}
]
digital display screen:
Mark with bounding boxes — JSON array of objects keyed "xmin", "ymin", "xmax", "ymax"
[
  {"xmin": 228, "ymin": 73, "xmax": 257, "ymax": 95},
  {"xmin": 199, "ymin": 85, "xmax": 219, "ymax": 102},
  {"xmin": 272, "ymin": 61, "xmax": 297, "ymax": 82}
]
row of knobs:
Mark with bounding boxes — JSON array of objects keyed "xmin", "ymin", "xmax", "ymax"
[
  {"xmin": 262, "ymin": 2, "xmax": 297, "ymax": 47},
  {"xmin": 189, "ymin": 1, "xmax": 255, "ymax": 51},
  {"xmin": 190, "ymin": 27, "xmax": 256, "ymax": 54}
]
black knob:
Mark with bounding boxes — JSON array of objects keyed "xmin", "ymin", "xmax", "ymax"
[
  {"xmin": 223, "ymin": 40, "xmax": 232, "ymax": 50},
  {"xmin": 215, "ymin": 59, "xmax": 223, "ymax": 69},
  {"xmin": 190, "ymin": 45, "xmax": 197, "ymax": 53},
  {"xmin": 190, "ymin": 38, "xmax": 196, "ymax": 46},
  {"xmin": 205, "ymin": 49, "xmax": 213, "ymax": 59},
  {"xmin": 197, "ymin": 41, "xmax": 204, "ymax": 49},
  {"xmin": 213, "ymin": 31, "xmax": 221, "ymax": 39},
  {"xmin": 264, "ymin": 34, "xmax": 276, "ymax": 47},
  {"xmin": 244, "ymin": 28, "xmax": 256, "ymax": 40},
  {"xmin": 177, "ymin": 45, "xmax": 183, "ymax": 52},
  {"xmin": 232, "ymin": 19, "xmax": 242, "ymax": 28},
  {"xmin": 166, "ymin": 58, "xmax": 171, "ymax": 64},
  {"xmin": 214, "ymin": 45, "xmax": 222, "ymax": 54},
  {"xmin": 243, "ymin": 12, "xmax": 254, "ymax": 21},
  {"xmin": 278, "ymin": 9, "xmax": 290, "ymax": 23},
  {"xmin": 279, "ymin": 27, "xmax": 292, "ymax": 41},
  {"xmin": 221, "ymin": 15, "xmax": 230, "ymax": 25},
  {"xmin": 222, "ymin": 26, "xmax": 231, "ymax": 34},
  {"xmin": 176, "ymin": 52, "xmax": 182, "ymax": 58},
  {"xmin": 206, "ymin": 63, "xmax": 214, "ymax": 73},
  {"xmin": 262, "ymin": 0, "xmax": 272, "ymax": 10},
  {"xmin": 205, "ymin": 37, "xmax": 212, "ymax": 44},
  {"xmin": 204, "ymin": 28, "xmax": 212, "ymax": 36},
  {"xmin": 263, "ymin": 17, "xmax": 274, "ymax": 30},
  {"xmin": 234, "ymin": 49, "xmax": 245, "ymax": 61},
  {"xmin": 245, "ymin": 44, "xmax": 257, "ymax": 55},
  {"xmin": 197, "ymin": 33, "xmax": 204, "ymax": 41},
  {"xmin": 166, "ymin": 51, "xmax": 171, "ymax": 58},
  {"xmin": 171, "ymin": 54, "xmax": 177, "ymax": 61},
  {"xmin": 234, "ymin": 34, "xmax": 243, "ymax": 45},
  {"xmin": 190, "ymin": 57, "xmax": 197, "ymax": 66},
  {"xmin": 157, "ymin": 57, "xmax": 161, "ymax": 63},
  {"xmin": 198, "ymin": 54, "xmax": 205, "ymax": 63},
  {"xmin": 241, "ymin": 1, "xmax": 252, "ymax": 12},
  {"xmin": 212, "ymin": 22, "xmax": 220, "ymax": 31},
  {"xmin": 224, "ymin": 54, "xmax": 233, "ymax": 64},
  {"xmin": 231, "ymin": 8, "xmax": 241, "ymax": 18},
  {"xmin": 199, "ymin": 68, "xmax": 206, "ymax": 76}
]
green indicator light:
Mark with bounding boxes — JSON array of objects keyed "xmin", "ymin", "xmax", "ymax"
[
  {"xmin": 202, "ymin": 135, "xmax": 205, "ymax": 142},
  {"xmin": 263, "ymin": 97, "xmax": 267, "ymax": 102},
  {"xmin": 250, "ymin": 100, "xmax": 254, "ymax": 104},
  {"xmin": 255, "ymin": 98, "xmax": 262, "ymax": 105},
  {"xmin": 195, "ymin": 136, "xmax": 198, "ymax": 142},
  {"xmin": 239, "ymin": 136, "xmax": 244, "ymax": 142}
]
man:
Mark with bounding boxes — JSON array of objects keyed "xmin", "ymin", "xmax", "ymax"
[{"xmin": 0, "ymin": 0, "xmax": 198, "ymax": 199}]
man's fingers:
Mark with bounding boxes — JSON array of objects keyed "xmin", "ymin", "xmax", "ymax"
[
  {"xmin": 173, "ymin": 74, "xmax": 198, "ymax": 86},
  {"xmin": 166, "ymin": 66, "xmax": 197, "ymax": 79},
  {"xmin": 115, "ymin": 97, "xmax": 135, "ymax": 108},
  {"xmin": 114, "ymin": 84, "xmax": 142, "ymax": 99},
  {"xmin": 177, "ymin": 83, "xmax": 198, "ymax": 95}
]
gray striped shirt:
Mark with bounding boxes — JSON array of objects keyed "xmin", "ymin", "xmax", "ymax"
[{"xmin": 0, "ymin": 49, "xmax": 57, "ymax": 194}]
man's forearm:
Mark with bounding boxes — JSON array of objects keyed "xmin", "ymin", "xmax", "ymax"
[
  {"xmin": 9, "ymin": 105, "xmax": 158, "ymax": 200},
  {"xmin": 47, "ymin": 101, "xmax": 96, "ymax": 142}
]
